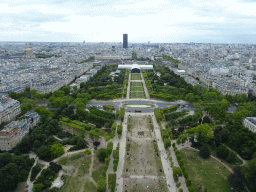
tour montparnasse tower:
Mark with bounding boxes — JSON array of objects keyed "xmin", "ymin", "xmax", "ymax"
[{"xmin": 25, "ymin": 45, "xmax": 35, "ymax": 59}]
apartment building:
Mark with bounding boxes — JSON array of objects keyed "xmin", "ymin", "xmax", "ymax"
[
  {"xmin": 243, "ymin": 117, "xmax": 256, "ymax": 133},
  {"xmin": 0, "ymin": 110, "xmax": 40, "ymax": 151},
  {"xmin": 0, "ymin": 96, "xmax": 21, "ymax": 124}
]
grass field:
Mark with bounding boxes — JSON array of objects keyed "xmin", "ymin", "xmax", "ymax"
[
  {"xmin": 131, "ymin": 73, "xmax": 142, "ymax": 80},
  {"xmin": 130, "ymin": 92, "xmax": 146, "ymax": 98},
  {"xmin": 57, "ymin": 152, "xmax": 97, "ymax": 192},
  {"xmin": 180, "ymin": 148, "xmax": 232, "ymax": 192},
  {"xmin": 130, "ymin": 86, "xmax": 144, "ymax": 92},
  {"xmin": 130, "ymin": 82, "xmax": 143, "ymax": 86},
  {"xmin": 92, "ymin": 157, "xmax": 104, "ymax": 182}
]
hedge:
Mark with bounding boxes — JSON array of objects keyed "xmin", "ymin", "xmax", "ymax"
[
  {"xmin": 103, "ymin": 105, "xmax": 115, "ymax": 111},
  {"xmin": 119, "ymin": 108, "xmax": 125, "ymax": 121},
  {"xmin": 108, "ymin": 173, "xmax": 116, "ymax": 192}
]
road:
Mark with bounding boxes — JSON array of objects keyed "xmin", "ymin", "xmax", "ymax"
[{"xmin": 86, "ymin": 99, "xmax": 193, "ymax": 110}]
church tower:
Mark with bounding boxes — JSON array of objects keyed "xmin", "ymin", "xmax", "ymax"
[{"xmin": 25, "ymin": 45, "xmax": 35, "ymax": 58}]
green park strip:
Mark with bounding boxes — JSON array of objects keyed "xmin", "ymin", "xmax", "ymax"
[
  {"xmin": 130, "ymin": 82, "xmax": 143, "ymax": 86},
  {"xmin": 130, "ymin": 91, "xmax": 146, "ymax": 98},
  {"xmin": 180, "ymin": 148, "xmax": 232, "ymax": 192},
  {"xmin": 130, "ymin": 86, "xmax": 144, "ymax": 92},
  {"xmin": 131, "ymin": 73, "xmax": 142, "ymax": 80}
]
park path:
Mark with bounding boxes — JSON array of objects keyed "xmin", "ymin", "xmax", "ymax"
[
  {"xmin": 115, "ymin": 113, "xmax": 129, "ymax": 192},
  {"xmin": 88, "ymin": 148, "xmax": 97, "ymax": 186},
  {"xmin": 126, "ymin": 72, "xmax": 131, "ymax": 99},
  {"xmin": 140, "ymin": 72, "xmax": 150, "ymax": 99},
  {"xmin": 150, "ymin": 112, "xmax": 178, "ymax": 192}
]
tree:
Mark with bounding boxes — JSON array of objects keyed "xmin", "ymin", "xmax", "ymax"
[
  {"xmin": 80, "ymin": 82, "xmax": 85, "ymax": 88},
  {"xmin": 33, "ymin": 140, "xmax": 41, "ymax": 149},
  {"xmin": 85, "ymin": 149, "xmax": 91, "ymax": 154},
  {"xmin": 216, "ymin": 145, "xmax": 229, "ymax": 159},
  {"xmin": 76, "ymin": 138, "xmax": 87, "ymax": 149},
  {"xmin": 226, "ymin": 151, "xmax": 237, "ymax": 164},
  {"xmin": 19, "ymin": 169, "xmax": 29, "ymax": 182},
  {"xmin": 52, "ymin": 90, "xmax": 65, "ymax": 97},
  {"xmin": 50, "ymin": 143, "xmax": 65, "ymax": 158},
  {"xmin": 199, "ymin": 145, "xmax": 210, "ymax": 159},
  {"xmin": 242, "ymin": 158, "xmax": 256, "ymax": 191},
  {"xmin": 228, "ymin": 166, "xmax": 245, "ymax": 190},
  {"xmin": 33, "ymin": 183, "xmax": 44, "ymax": 192},
  {"xmin": 0, "ymin": 163, "xmax": 19, "ymax": 191},
  {"xmin": 164, "ymin": 139, "xmax": 171, "ymax": 149},
  {"xmin": 97, "ymin": 149, "xmax": 107, "ymax": 162},
  {"xmin": 202, "ymin": 116, "xmax": 211, "ymax": 124},
  {"xmin": 36, "ymin": 145, "xmax": 51, "ymax": 160},
  {"xmin": 188, "ymin": 124, "xmax": 213, "ymax": 145},
  {"xmin": 62, "ymin": 86, "xmax": 70, "ymax": 95},
  {"xmin": 220, "ymin": 99, "xmax": 230, "ymax": 110},
  {"xmin": 96, "ymin": 177, "xmax": 106, "ymax": 192}
]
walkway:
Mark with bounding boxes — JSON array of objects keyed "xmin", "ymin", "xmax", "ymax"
[
  {"xmin": 126, "ymin": 72, "xmax": 131, "ymax": 99},
  {"xmin": 141, "ymin": 72, "xmax": 150, "ymax": 99},
  {"xmin": 115, "ymin": 113, "xmax": 128, "ymax": 192},
  {"xmin": 150, "ymin": 112, "xmax": 177, "ymax": 192}
]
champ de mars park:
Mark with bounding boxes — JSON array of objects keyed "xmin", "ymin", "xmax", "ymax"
[{"xmin": 4, "ymin": 63, "xmax": 256, "ymax": 192}]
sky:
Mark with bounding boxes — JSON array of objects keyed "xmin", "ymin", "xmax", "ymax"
[{"xmin": 1, "ymin": 0, "xmax": 256, "ymax": 44}]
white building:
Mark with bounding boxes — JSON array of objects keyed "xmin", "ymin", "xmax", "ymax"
[{"xmin": 243, "ymin": 117, "xmax": 256, "ymax": 133}]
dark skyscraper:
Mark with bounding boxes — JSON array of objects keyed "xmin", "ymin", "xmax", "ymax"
[{"xmin": 123, "ymin": 34, "xmax": 128, "ymax": 48}]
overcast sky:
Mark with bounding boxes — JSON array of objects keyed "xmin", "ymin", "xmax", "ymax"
[{"xmin": 1, "ymin": 0, "xmax": 256, "ymax": 43}]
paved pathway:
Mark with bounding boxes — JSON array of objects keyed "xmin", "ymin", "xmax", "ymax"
[
  {"xmin": 141, "ymin": 72, "xmax": 150, "ymax": 99},
  {"xmin": 150, "ymin": 112, "xmax": 177, "ymax": 192},
  {"xmin": 127, "ymin": 72, "xmax": 131, "ymax": 99},
  {"xmin": 115, "ymin": 113, "xmax": 128, "ymax": 192}
]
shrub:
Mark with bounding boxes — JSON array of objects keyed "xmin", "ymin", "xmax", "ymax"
[
  {"xmin": 188, "ymin": 186, "xmax": 194, "ymax": 192},
  {"xmin": 96, "ymin": 177, "xmax": 106, "ymax": 192},
  {"xmin": 85, "ymin": 149, "xmax": 91, "ymax": 154},
  {"xmin": 113, "ymin": 163, "xmax": 118, "ymax": 172},
  {"xmin": 108, "ymin": 173, "xmax": 116, "ymax": 192},
  {"xmin": 186, "ymin": 178, "xmax": 191, "ymax": 187},
  {"xmin": 179, "ymin": 188, "xmax": 183, "ymax": 192}
]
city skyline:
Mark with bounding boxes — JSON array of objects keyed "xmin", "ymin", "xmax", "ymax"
[{"xmin": 1, "ymin": 0, "xmax": 256, "ymax": 43}]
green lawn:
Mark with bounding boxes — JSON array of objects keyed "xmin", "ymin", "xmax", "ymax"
[
  {"xmin": 131, "ymin": 73, "xmax": 142, "ymax": 80},
  {"xmin": 180, "ymin": 148, "xmax": 232, "ymax": 192},
  {"xmin": 83, "ymin": 181, "xmax": 97, "ymax": 192},
  {"xmin": 130, "ymin": 86, "xmax": 144, "ymax": 92},
  {"xmin": 130, "ymin": 81, "xmax": 145, "ymax": 98},
  {"xmin": 130, "ymin": 82, "xmax": 143, "ymax": 86},
  {"xmin": 92, "ymin": 158, "xmax": 104, "ymax": 182},
  {"xmin": 130, "ymin": 92, "xmax": 146, "ymax": 98}
]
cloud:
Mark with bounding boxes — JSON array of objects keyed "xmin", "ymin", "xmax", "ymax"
[{"xmin": 1, "ymin": 0, "xmax": 256, "ymax": 43}]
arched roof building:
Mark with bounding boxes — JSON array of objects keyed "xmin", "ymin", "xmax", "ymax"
[{"xmin": 118, "ymin": 64, "xmax": 153, "ymax": 73}]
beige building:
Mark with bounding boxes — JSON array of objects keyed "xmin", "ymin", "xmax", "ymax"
[{"xmin": 0, "ymin": 126, "xmax": 22, "ymax": 151}]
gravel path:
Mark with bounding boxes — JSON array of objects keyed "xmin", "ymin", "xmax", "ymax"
[
  {"xmin": 141, "ymin": 72, "xmax": 150, "ymax": 99},
  {"xmin": 150, "ymin": 113, "xmax": 178, "ymax": 192},
  {"xmin": 115, "ymin": 113, "xmax": 128, "ymax": 192}
]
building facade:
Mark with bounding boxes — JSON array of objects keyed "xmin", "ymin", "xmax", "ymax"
[
  {"xmin": 0, "ymin": 96, "xmax": 21, "ymax": 124},
  {"xmin": 243, "ymin": 117, "xmax": 256, "ymax": 133},
  {"xmin": 123, "ymin": 34, "xmax": 128, "ymax": 49},
  {"xmin": 0, "ymin": 110, "xmax": 40, "ymax": 151}
]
